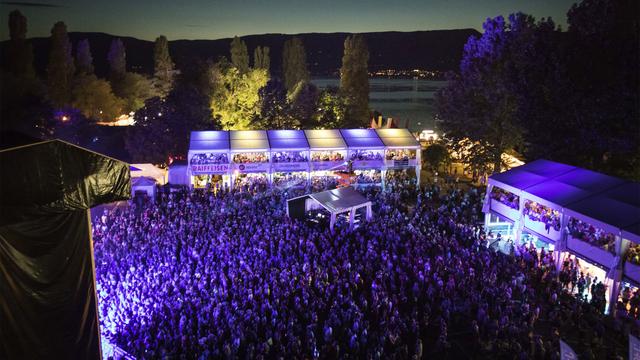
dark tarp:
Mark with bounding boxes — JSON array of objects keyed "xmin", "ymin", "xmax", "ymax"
[{"xmin": 0, "ymin": 140, "xmax": 130, "ymax": 359}]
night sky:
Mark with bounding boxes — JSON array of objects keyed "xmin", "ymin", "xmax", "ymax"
[{"xmin": 1, "ymin": 0, "xmax": 576, "ymax": 41}]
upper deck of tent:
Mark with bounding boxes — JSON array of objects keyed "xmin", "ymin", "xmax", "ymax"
[{"xmin": 488, "ymin": 159, "xmax": 640, "ymax": 242}]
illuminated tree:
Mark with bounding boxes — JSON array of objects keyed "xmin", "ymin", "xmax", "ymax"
[
  {"xmin": 71, "ymin": 74, "xmax": 122, "ymax": 121},
  {"xmin": 75, "ymin": 39, "xmax": 94, "ymax": 75},
  {"xmin": 282, "ymin": 37, "xmax": 309, "ymax": 93},
  {"xmin": 230, "ymin": 36, "xmax": 249, "ymax": 74},
  {"xmin": 340, "ymin": 34, "xmax": 369, "ymax": 128},
  {"xmin": 210, "ymin": 59, "xmax": 268, "ymax": 130},
  {"xmin": 436, "ymin": 15, "xmax": 527, "ymax": 173},
  {"xmin": 46, "ymin": 21, "xmax": 75, "ymax": 108},
  {"xmin": 253, "ymin": 46, "xmax": 270, "ymax": 74},
  {"xmin": 153, "ymin": 35, "xmax": 175, "ymax": 97},
  {"xmin": 313, "ymin": 87, "xmax": 345, "ymax": 129},
  {"xmin": 111, "ymin": 72, "xmax": 155, "ymax": 113}
]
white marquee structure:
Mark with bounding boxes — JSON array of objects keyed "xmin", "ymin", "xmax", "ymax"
[
  {"xmin": 187, "ymin": 128, "xmax": 421, "ymax": 190},
  {"xmin": 483, "ymin": 159, "xmax": 640, "ymax": 313}
]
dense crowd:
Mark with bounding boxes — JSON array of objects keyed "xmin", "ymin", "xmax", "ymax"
[
  {"xmin": 190, "ymin": 153, "xmax": 229, "ymax": 165},
  {"xmin": 273, "ymin": 173, "xmax": 307, "ymax": 189},
  {"xmin": 353, "ymin": 171, "xmax": 382, "ymax": 185},
  {"xmin": 568, "ymin": 218, "xmax": 617, "ymax": 254},
  {"xmin": 350, "ymin": 150, "xmax": 383, "ymax": 161},
  {"xmin": 311, "ymin": 151, "xmax": 345, "ymax": 162},
  {"xmin": 272, "ymin": 151, "xmax": 308, "ymax": 163},
  {"xmin": 93, "ymin": 182, "xmax": 637, "ymax": 359},
  {"xmin": 233, "ymin": 152, "xmax": 269, "ymax": 164},
  {"xmin": 385, "ymin": 149, "xmax": 417, "ymax": 161},
  {"xmin": 523, "ymin": 201, "xmax": 561, "ymax": 232},
  {"xmin": 627, "ymin": 244, "xmax": 640, "ymax": 266},
  {"xmin": 490, "ymin": 188, "xmax": 519, "ymax": 210}
]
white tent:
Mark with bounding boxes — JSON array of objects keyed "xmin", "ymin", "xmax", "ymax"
[{"xmin": 131, "ymin": 177, "xmax": 157, "ymax": 199}]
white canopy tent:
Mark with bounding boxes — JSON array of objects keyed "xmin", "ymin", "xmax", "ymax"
[
  {"xmin": 287, "ymin": 186, "xmax": 372, "ymax": 231},
  {"xmin": 483, "ymin": 159, "xmax": 640, "ymax": 312}
]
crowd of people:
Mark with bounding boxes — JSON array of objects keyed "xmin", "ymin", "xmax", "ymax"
[
  {"xmin": 190, "ymin": 153, "xmax": 229, "ymax": 165},
  {"xmin": 273, "ymin": 172, "xmax": 307, "ymax": 189},
  {"xmin": 627, "ymin": 244, "xmax": 640, "ymax": 266},
  {"xmin": 310, "ymin": 175, "xmax": 339, "ymax": 193},
  {"xmin": 311, "ymin": 151, "xmax": 345, "ymax": 162},
  {"xmin": 385, "ymin": 149, "xmax": 417, "ymax": 161},
  {"xmin": 233, "ymin": 152, "xmax": 269, "ymax": 164},
  {"xmin": 233, "ymin": 174, "xmax": 269, "ymax": 193},
  {"xmin": 350, "ymin": 150, "xmax": 383, "ymax": 162},
  {"xmin": 272, "ymin": 151, "xmax": 308, "ymax": 163},
  {"xmin": 523, "ymin": 201, "xmax": 561, "ymax": 233},
  {"xmin": 93, "ymin": 180, "xmax": 637, "ymax": 359},
  {"xmin": 353, "ymin": 170, "xmax": 382, "ymax": 185},
  {"xmin": 490, "ymin": 188, "xmax": 519, "ymax": 210},
  {"xmin": 568, "ymin": 218, "xmax": 617, "ymax": 254}
]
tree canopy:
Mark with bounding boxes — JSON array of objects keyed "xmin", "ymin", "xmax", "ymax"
[
  {"xmin": 282, "ymin": 37, "xmax": 309, "ymax": 93},
  {"xmin": 210, "ymin": 59, "xmax": 268, "ymax": 130},
  {"xmin": 230, "ymin": 36, "xmax": 250, "ymax": 74},
  {"xmin": 340, "ymin": 34, "xmax": 370, "ymax": 128},
  {"xmin": 153, "ymin": 35, "xmax": 175, "ymax": 97},
  {"xmin": 107, "ymin": 38, "xmax": 126, "ymax": 77},
  {"xmin": 71, "ymin": 74, "xmax": 122, "ymax": 122},
  {"xmin": 75, "ymin": 39, "xmax": 94, "ymax": 75},
  {"xmin": 46, "ymin": 21, "xmax": 75, "ymax": 108}
]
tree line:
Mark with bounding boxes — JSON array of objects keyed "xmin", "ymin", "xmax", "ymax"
[
  {"xmin": 435, "ymin": 0, "xmax": 639, "ymax": 180},
  {"xmin": 0, "ymin": 10, "xmax": 372, "ymax": 165}
]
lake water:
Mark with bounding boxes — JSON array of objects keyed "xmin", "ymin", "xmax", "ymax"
[{"xmin": 311, "ymin": 78, "xmax": 447, "ymax": 132}]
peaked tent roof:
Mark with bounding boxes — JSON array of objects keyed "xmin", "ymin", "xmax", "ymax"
[
  {"xmin": 489, "ymin": 159, "xmax": 640, "ymax": 242},
  {"xmin": 267, "ymin": 130, "xmax": 309, "ymax": 150},
  {"xmin": 375, "ymin": 128, "xmax": 420, "ymax": 148},
  {"xmin": 309, "ymin": 186, "xmax": 370, "ymax": 213},
  {"xmin": 189, "ymin": 131, "xmax": 229, "ymax": 151},
  {"xmin": 340, "ymin": 129, "xmax": 385, "ymax": 149},
  {"xmin": 304, "ymin": 129, "xmax": 347, "ymax": 150}
]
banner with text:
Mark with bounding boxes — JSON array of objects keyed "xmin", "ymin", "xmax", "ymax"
[{"xmin": 191, "ymin": 164, "xmax": 230, "ymax": 174}]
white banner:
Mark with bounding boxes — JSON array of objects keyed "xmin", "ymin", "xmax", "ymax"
[
  {"xmin": 190, "ymin": 164, "xmax": 230, "ymax": 174},
  {"xmin": 272, "ymin": 162, "xmax": 309, "ymax": 172},
  {"xmin": 352, "ymin": 160, "xmax": 384, "ymax": 169},
  {"xmin": 310, "ymin": 161, "xmax": 346, "ymax": 171},
  {"xmin": 233, "ymin": 163, "xmax": 270, "ymax": 173}
]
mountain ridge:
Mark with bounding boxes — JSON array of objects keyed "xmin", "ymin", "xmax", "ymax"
[{"xmin": 2, "ymin": 29, "xmax": 479, "ymax": 78}]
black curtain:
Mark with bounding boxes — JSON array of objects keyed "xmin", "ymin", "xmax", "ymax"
[
  {"xmin": 0, "ymin": 140, "xmax": 130, "ymax": 359},
  {"xmin": 0, "ymin": 211, "xmax": 100, "ymax": 359}
]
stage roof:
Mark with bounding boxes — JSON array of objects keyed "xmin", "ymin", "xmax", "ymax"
[
  {"xmin": 489, "ymin": 159, "xmax": 640, "ymax": 242},
  {"xmin": 309, "ymin": 186, "xmax": 370, "ymax": 213}
]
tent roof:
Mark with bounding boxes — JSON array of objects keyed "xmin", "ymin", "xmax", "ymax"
[
  {"xmin": 267, "ymin": 130, "xmax": 309, "ymax": 150},
  {"xmin": 230, "ymin": 130, "xmax": 269, "ymax": 151},
  {"xmin": 189, "ymin": 131, "xmax": 229, "ymax": 151},
  {"xmin": 374, "ymin": 128, "xmax": 420, "ymax": 148},
  {"xmin": 489, "ymin": 159, "xmax": 640, "ymax": 242},
  {"xmin": 132, "ymin": 177, "xmax": 157, "ymax": 186},
  {"xmin": 340, "ymin": 129, "xmax": 385, "ymax": 148},
  {"xmin": 0, "ymin": 139, "xmax": 131, "ymax": 224},
  {"xmin": 304, "ymin": 129, "xmax": 346, "ymax": 150},
  {"xmin": 309, "ymin": 186, "xmax": 370, "ymax": 213}
]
